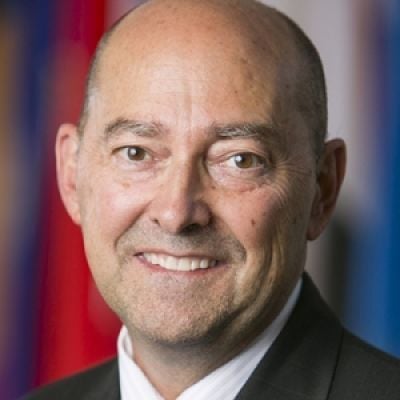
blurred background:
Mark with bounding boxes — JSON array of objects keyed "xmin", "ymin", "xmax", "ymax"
[{"xmin": 0, "ymin": 0, "xmax": 399, "ymax": 398}]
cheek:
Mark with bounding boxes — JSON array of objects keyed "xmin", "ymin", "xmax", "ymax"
[
  {"xmin": 224, "ymin": 190, "xmax": 281, "ymax": 252},
  {"xmin": 218, "ymin": 189, "xmax": 281, "ymax": 280},
  {"xmin": 78, "ymin": 173, "xmax": 151, "ymax": 251}
]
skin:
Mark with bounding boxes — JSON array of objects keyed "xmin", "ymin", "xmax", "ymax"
[{"xmin": 56, "ymin": 1, "xmax": 346, "ymax": 398}]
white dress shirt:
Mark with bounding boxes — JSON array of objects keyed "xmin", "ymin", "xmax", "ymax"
[{"xmin": 118, "ymin": 279, "xmax": 302, "ymax": 400}]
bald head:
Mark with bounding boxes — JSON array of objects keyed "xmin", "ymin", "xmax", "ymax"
[{"xmin": 79, "ymin": 0, "xmax": 327, "ymax": 155}]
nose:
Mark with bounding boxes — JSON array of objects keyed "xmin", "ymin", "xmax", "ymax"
[{"xmin": 147, "ymin": 160, "xmax": 212, "ymax": 234}]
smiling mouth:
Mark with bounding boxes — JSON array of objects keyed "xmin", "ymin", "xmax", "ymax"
[{"xmin": 139, "ymin": 253, "xmax": 218, "ymax": 272}]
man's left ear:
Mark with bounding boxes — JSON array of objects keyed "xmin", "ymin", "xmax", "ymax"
[{"xmin": 307, "ymin": 138, "xmax": 346, "ymax": 240}]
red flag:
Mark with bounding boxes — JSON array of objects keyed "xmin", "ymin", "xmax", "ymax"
[{"xmin": 34, "ymin": 0, "xmax": 121, "ymax": 387}]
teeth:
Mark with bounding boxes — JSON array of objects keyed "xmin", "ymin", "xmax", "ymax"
[
  {"xmin": 166, "ymin": 256, "xmax": 176, "ymax": 269},
  {"xmin": 178, "ymin": 258, "xmax": 192, "ymax": 271},
  {"xmin": 191, "ymin": 259, "xmax": 200, "ymax": 270},
  {"xmin": 142, "ymin": 253, "xmax": 217, "ymax": 271}
]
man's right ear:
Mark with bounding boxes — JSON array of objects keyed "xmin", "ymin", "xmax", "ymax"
[{"xmin": 55, "ymin": 123, "xmax": 81, "ymax": 225}]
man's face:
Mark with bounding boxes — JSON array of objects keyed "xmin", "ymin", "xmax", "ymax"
[{"xmin": 62, "ymin": 22, "xmax": 319, "ymax": 348}]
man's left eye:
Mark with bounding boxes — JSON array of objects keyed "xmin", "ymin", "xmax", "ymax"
[{"xmin": 226, "ymin": 153, "xmax": 266, "ymax": 169}]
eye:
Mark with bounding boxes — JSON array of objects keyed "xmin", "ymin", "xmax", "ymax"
[
  {"xmin": 120, "ymin": 146, "xmax": 149, "ymax": 161},
  {"xmin": 226, "ymin": 153, "xmax": 266, "ymax": 169}
]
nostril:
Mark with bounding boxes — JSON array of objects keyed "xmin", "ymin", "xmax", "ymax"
[
  {"xmin": 147, "ymin": 191, "xmax": 212, "ymax": 234},
  {"xmin": 181, "ymin": 223, "xmax": 206, "ymax": 235}
]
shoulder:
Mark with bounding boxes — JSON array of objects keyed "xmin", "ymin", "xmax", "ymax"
[
  {"xmin": 20, "ymin": 358, "xmax": 119, "ymax": 400},
  {"xmin": 330, "ymin": 330, "xmax": 400, "ymax": 399}
]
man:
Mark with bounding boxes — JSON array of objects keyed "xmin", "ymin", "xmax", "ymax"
[{"xmin": 23, "ymin": 0, "xmax": 400, "ymax": 399}]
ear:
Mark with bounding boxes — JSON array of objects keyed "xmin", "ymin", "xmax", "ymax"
[
  {"xmin": 307, "ymin": 138, "xmax": 346, "ymax": 240},
  {"xmin": 55, "ymin": 123, "xmax": 81, "ymax": 225}
]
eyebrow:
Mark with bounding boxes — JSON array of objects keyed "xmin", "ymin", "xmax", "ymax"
[
  {"xmin": 102, "ymin": 117, "xmax": 282, "ymax": 146},
  {"xmin": 211, "ymin": 122, "xmax": 284, "ymax": 150},
  {"xmin": 103, "ymin": 118, "xmax": 165, "ymax": 141}
]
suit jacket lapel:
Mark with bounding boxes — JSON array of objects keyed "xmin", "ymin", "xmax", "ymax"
[
  {"xmin": 235, "ymin": 274, "xmax": 343, "ymax": 400},
  {"xmin": 85, "ymin": 360, "xmax": 120, "ymax": 400}
]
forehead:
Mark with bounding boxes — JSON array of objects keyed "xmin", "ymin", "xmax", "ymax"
[
  {"xmin": 88, "ymin": 2, "xmax": 299, "ymax": 136},
  {"xmin": 95, "ymin": 59, "xmax": 275, "ymax": 126}
]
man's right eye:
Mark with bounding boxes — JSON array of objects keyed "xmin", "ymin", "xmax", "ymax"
[{"xmin": 118, "ymin": 146, "xmax": 149, "ymax": 161}]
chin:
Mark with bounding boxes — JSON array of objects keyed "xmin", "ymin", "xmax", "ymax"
[{"xmin": 125, "ymin": 307, "xmax": 237, "ymax": 349}]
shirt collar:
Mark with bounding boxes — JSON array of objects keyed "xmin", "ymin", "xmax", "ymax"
[{"xmin": 118, "ymin": 278, "xmax": 302, "ymax": 400}]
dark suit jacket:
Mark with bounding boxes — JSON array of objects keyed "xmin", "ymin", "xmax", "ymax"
[{"xmin": 22, "ymin": 275, "xmax": 400, "ymax": 399}]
